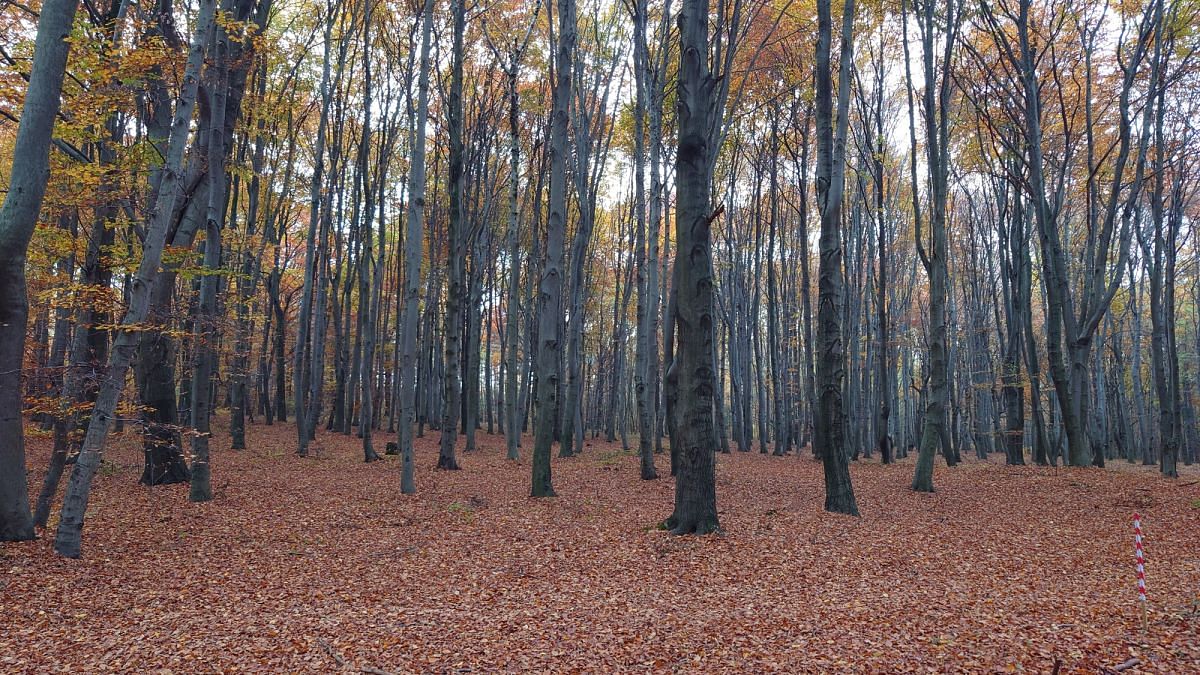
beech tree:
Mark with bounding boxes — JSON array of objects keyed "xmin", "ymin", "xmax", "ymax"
[
  {"xmin": 437, "ymin": 0, "xmax": 467, "ymax": 472},
  {"xmin": 663, "ymin": 0, "xmax": 721, "ymax": 534},
  {"xmin": 0, "ymin": 0, "xmax": 80, "ymax": 541},
  {"xmin": 812, "ymin": 0, "xmax": 859, "ymax": 515},
  {"xmin": 53, "ymin": 0, "xmax": 222, "ymax": 558},
  {"xmin": 397, "ymin": 0, "xmax": 436, "ymax": 492},
  {"xmin": 907, "ymin": 0, "xmax": 960, "ymax": 493},
  {"xmin": 531, "ymin": 0, "xmax": 576, "ymax": 497}
]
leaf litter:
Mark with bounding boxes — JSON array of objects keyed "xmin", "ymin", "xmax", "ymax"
[{"xmin": 2, "ymin": 420, "xmax": 1198, "ymax": 673}]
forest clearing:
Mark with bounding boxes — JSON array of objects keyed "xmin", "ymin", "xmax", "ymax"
[{"xmin": 3, "ymin": 418, "xmax": 1198, "ymax": 672}]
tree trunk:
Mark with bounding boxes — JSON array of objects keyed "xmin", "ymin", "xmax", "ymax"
[
  {"xmin": 0, "ymin": 0, "xmax": 80, "ymax": 542},
  {"xmin": 396, "ymin": 0, "xmax": 434, "ymax": 493},
  {"xmin": 531, "ymin": 0, "xmax": 576, "ymax": 496},
  {"xmin": 663, "ymin": 0, "xmax": 720, "ymax": 534},
  {"xmin": 871, "ymin": 81, "xmax": 892, "ymax": 465},
  {"xmin": 230, "ymin": 63, "xmax": 270, "ymax": 450},
  {"xmin": 1000, "ymin": 182, "xmax": 1026, "ymax": 465},
  {"xmin": 295, "ymin": 8, "xmax": 334, "ymax": 457},
  {"xmin": 437, "ymin": 0, "xmax": 467, "ymax": 472},
  {"xmin": 813, "ymin": 0, "xmax": 859, "ymax": 515},
  {"xmin": 502, "ymin": 61, "xmax": 524, "ymax": 460},
  {"xmin": 906, "ymin": 0, "xmax": 958, "ymax": 493},
  {"xmin": 54, "ymin": 0, "xmax": 217, "ymax": 558},
  {"xmin": 793, "ymin": 109, "xmax": 817, "ymax": 456},
  {"xmin": 189, "ymin": 11, "xmax": 233, "ymax": 503},
  {"xmin": 357, "ymin": 0, "xmax": 383, "ymax": 463},
  {"xmin": 632, "ymin": 0, "xmax": 658, "ymax": 478},
  {"xmin": 767, "ymin": 117, "xmax": 787, "ymax": 456}
]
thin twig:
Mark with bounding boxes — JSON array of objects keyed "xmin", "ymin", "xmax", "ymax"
[
  {"xmin": 317, "ymin": 638, "xmax": 347, "ymax": 668},
  {"xmin": 1106, "ymin": 657, "xmax": 1141, "ymax": 673}
]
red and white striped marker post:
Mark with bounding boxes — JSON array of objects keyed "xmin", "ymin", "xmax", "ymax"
[{"xmin": 1133, "ymin": 512, "xmax": 1147, "ymax": 632}]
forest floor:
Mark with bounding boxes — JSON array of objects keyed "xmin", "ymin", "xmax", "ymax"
[{"xmin": 2, "ymin": 418, "xmax": 1199, "ymax": 673}]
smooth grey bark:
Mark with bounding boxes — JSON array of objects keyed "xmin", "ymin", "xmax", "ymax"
[
  {"xmin": 485, "ymin": 258, "xmax": 496, "ymax": 438},
  {"xmin": 1022, "ymin": 236, "xmax": 1051, "ymax": 466},
  {"xmin": 331, "ymin": 236, "xmax": 353, "ymax": 434},
  {"xmin": 357, "ymin": 0, "xmax": 384, "ymax": 463},
  {"xmin": 784, "ymin": 106, "xmax": 817, "ymax": 455},
  {"xmin": 1065, "ymin": 5, "xmax": 1154, "ymax": 469},
  {"xmin": 974, "ymin": 0, "xmax": 1153, "ymax": 468},
  {"xmin": 66, "ymin": 2, "xmax": 198, "ymax": 490},
  {"xmin": 995, "ymin": 169, "xmax": 1027, "ymax": 465},
  {"xmin": 1127, "ymin": 263, "xmax": 1152, "ymax": 463},
  {"xmin": 438, "ymin": 0, "xmax": 466, "ymax": 471},
  {"xmin": 256, "ymin": 48, "xmax": 300, "ymax": 429},
  {"xmin": 54, "ymin": 0, "xmax": 216, "ymax": 558},
  {"xmin": 464, "ymin": 209, "xmax": 489, "ymax": 453},
  {"xmin": 751, "ymin": 201, "xmax": 767, "ymax": 453},
  {"xmin": 663, "ymin": 0, "xmax": 720, "ymax": 534},
  {"xmin": 35, "ymin": 216, "xmax": 79, "ymax": 528},
  {"xmin": 1016, "ymin": 0, "xmax": 1085, "ymax": 467},
  {"xmin": 531, "ymin": 0, "xmax": 576, "ymax": 497},
  {"xmin": 271, "ymin": 275, "xmax": 288, "ymax": 423},
  {"xmin": 502, "ymin": 79, "xmax": 524, "ymax": 460},
  {"xmin": 189, "ymin": 9, "xmax": 230, "ymax": 503},
  {"xmin": 263, "ymin": 130, "xmax": 295, "ymax": 429},
  {"xmin": 608, "ymin": 220, "xmax": 636, "ymax": 447},
  {"xmin": 230, "ymin": 42, "xmax": 272, "ymax": 450},
  {"xmin": 306, "ymin": 184, "xmax": 334, "ymax": 444},
  {"xmin": 1144, "ymin": 2, "xmax": 1180, "ymax": 477},
  {"xmin": 295, "ymin": 5, "xmax": 334, "ymax": 457},
  {"xmin": 483, "ymin": 6, "xmax": 538, "ymax": 461},
  {"xmin": 560, "ymin": 153, "xmax": 588, "ymax": 459},
  {"xmin": 518, "ymin": 151, "xmax": 547, "ymax": 437},
  {"xmin": 137, "ymin": 189, "xmax": 203, "ymax": 485},
  {"xmin": 0, "ymin": 0, "xmax": 80, "ymax": 541},
  {"xmin": 813, "ymin": 0, "xmax": 859, "ymax": 515},
  {"xmin": 562, "ymin": 20, "xmax": 619, "ymax": 458},
  {"xmin": 766, "ymin": 116, "xmax": 790, "ymax": 456},
  {"xmin": 631, "ymin": 0, "xmax": 658, "ymax": 480},
  {"xmin": 717, "ymin": 228, "xmax": 749, "ymax": 453},
  {"xmin": 906, "ymin": 0, "xmax": 958, "ymax": 493},
  {"xmin": 396, "ymin": 0, "xmax": 434, "ymax": 493},
  {"xmin": 963, "ymin": 220, "xmax": 996, "ymax": 459},
  {"xmin": 646, "ymin": 4, "xmax": 669, "ymax": 459},
  {"xmin": 859, "ymin": 49, "xmax": 893, "ymax": 466}
]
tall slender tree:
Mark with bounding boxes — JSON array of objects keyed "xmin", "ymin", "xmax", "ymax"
[
  {"xmin": 813, "ymin": 0, "xmax": 859, "ymax": 515},
  {"xmin": 483, "ymin": 2, "xmax": 540, "ymax": 462},
  {"xmin": 908, "ymin": 0, "xmax": 959, "ymax": 493},
  {"xmin": 438, "ymin": 0, "xmax": 467, "ymax": 471},
  {"xmin": 0, "ymin": 0, "xmax": 81, "ymax": 541},
  {"xmin": 397, "ymin": 0, "xmax": 436, "ymax": 493},
  {"xmin": 296, "ymin": 1, "xmax": 335, "ymax": 457},
  {"xmin": 190, "ymin": 3, "xmax": 232, "ymax": 503},
  {"xmin": 630, "ymin": 0, "xmax": 659, "ymax": 480},
  {"xmin": 55, "ymin": 0, "xmax": 220, "ymax": 558},
  {"xmin": 357, "ymin": 0, "xmax": 384, "ymax": 464},
  {"xmin": 531, "ymin": 0, "xmax": 577, "ymax": 496}
]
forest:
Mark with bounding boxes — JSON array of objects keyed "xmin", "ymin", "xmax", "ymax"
[{"xmin": 1, "ymin": 0, "xmax": 1198, "ymax": 670}]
